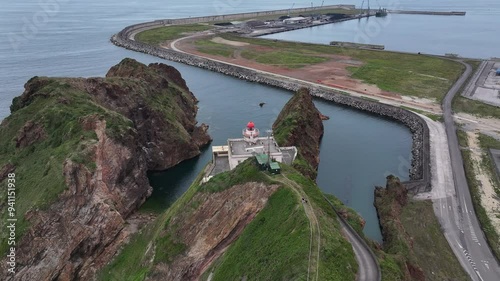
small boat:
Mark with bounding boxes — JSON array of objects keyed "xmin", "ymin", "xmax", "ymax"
[{"xmin": 375, "ymin": 8, "xmax": 387, "ymax": 17}]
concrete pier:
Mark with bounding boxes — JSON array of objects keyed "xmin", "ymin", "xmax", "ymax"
[{"xmin": 388, "ymin": 10, "xmax": 466, "ymax": 16}]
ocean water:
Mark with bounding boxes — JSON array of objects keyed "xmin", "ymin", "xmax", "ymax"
[
  {"xmin": 262, "ymin": 0, "xmax": 500, "ymax": 59},
  {"xmin": 1, "ymin": 0, "xmax": 490, "ymax": 241}
]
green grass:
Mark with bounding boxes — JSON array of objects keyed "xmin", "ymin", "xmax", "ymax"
[
  {"xmin": 282, "ymin": 165, "xmax": 358, "ymax": 281},
  {"xmin": 0, "ymin": 78, "xmax": 133, "ymax": 256},
  {"xmin": 241, "ymin": 50, "xmax": 329, "ymax": 68},
  {"xmin": 400, "ymin": 200, "xmax": 469, "ymax": 281},
  {"xmin": 219, "ymin": 33, "xmax": 464, "ymax": 101},
  {"xmin": 323, "ymin": 193, "xmax": 365, "ymax": 235},
  {"xmin": 135, "ymin": 24, "xmax": 213, "ymax": 45},
  {"xmin": 347, "ymin": 56, "xmax": 464, "ymax": 101},
  {"xmin": 98, "ymin": 168, "xmax": 205, "ymax": 280},
  {"xmin": 208, "ymin": 188, "xmax": 310, "ymax": 280},
  {"xmin": 374, "ymin": 176, "xmax": 469, "ymax": 280},
  {"xmin": 194, "ymin": 39, "xmax": 235, "ymax": 57},
  {"xmin": 202, "ymin": 158, "xmax": 273, "ymax": 193},
  {"xmin": 453, "ymin": 96, "xmax": 500, "ymax": 119}
]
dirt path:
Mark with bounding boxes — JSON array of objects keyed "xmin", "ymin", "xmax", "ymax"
[
  {"xmin": 269, "ymin": 174, "xmax": 321, "ymax": 281},
  {"xmin": 466, "ymin": 131, "xmax": 500, "ymax": 233}
]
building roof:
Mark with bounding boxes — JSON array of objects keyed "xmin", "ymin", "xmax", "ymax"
[
  {"xmin": 228, "ymin": 137, "xmax": 281, "ymax": 156},
  {"xmin": 284, "ymin": 17, "xmax": 306, "ymax": 21},
  {"xmin": 269, "ymin": 162, "xmax": 280, "ymax": 170}
]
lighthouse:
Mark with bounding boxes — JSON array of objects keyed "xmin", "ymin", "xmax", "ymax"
[{"xmin": 242, "ymin": 121, "xmax": 260, "ymax": 144}]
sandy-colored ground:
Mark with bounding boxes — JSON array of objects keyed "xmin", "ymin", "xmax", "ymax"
[
  {"xmin": 173, "ymin": 34, "xmax": 444, "ymax": 114},
  {"xmin": 467, "ymin": 131, "xmax": 500, "ymax": 233},
  {"xmin": 455, "ymin": 112, "xmax": 500, "ymax": 141},
  {"xmin": 211, "ymin": 36, "xmax": 249, "ymax": 47}
]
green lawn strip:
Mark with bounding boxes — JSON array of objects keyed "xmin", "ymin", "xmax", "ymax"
[
  {"xmin": 221, "ymin": 33, "xmax": 464, "ymax": 101},
  {"xmin": 97, "ymin": 166, "xmax": 206, "ymax": 280},
  {"xmin": 241, "ymin": 49, "xmax": 328, "ymax": 68},
  {"xmin": 0, "ymin": 79, "xmax": 132, "ymax": 256},
  {"xmin": 135, "ymin": 24, "xmax": 213, "ymax": 45},
  {"xmin": 400, "ymin": 200, "xmax": 469, "ymax": 280},
  {"xmin": 194, "ymin": 39, "xmax": 235, "ymax": 57},
  {"xmin": 453, "ymin": 96, "xmax": 500, "ymax": 119},
  {"xmin": 459, "ymin": 133, "xmax": 500, "ymax": 261}
]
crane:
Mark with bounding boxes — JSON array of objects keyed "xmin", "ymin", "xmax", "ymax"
[{"xmin": 287, "ymin": 3, "xmax": 295, "ymax": 16}]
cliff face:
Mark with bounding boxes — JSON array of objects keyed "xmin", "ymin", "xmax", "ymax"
[
  {"xmin": 273, "ymin": 87, "xmax": 324, "ymax": 180},
  {"xmin": 0, "ymin": 59, "xmax": 210, "ymax": 280}
]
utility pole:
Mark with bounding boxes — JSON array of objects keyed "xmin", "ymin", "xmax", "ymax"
[{"xmin": 266, "ymin": 129, "xmax": 272, "ymax": 167}]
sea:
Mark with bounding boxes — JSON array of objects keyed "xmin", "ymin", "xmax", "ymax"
[{"xmin": 0, "ymin": 0, "xmax": 497, "ymax": 242}]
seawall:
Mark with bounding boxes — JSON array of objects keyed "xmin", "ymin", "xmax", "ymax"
[{"xmin": 110, "ymin": 17, "xmax": 430, "ymax": 193}]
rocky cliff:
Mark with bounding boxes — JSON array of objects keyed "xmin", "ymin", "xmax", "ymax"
[
  {"xmin": 102, "ymin": 160, "xmax": 359, "ymax": 281},
  {"xmin": 273, "ymin": 87, "xmax": 324, "ymax": 180},
  {"xmin": 374, "ymin": 176, "xmax": 425, "ymax": 281},
  {"xmin": 0, "ymin": 58, "xmax": 210, "ymax": 280}
]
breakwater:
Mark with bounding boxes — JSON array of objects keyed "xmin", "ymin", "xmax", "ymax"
[
  {"xmin": 111, "ymin": 19, "xmax": 430, "ymax": 194},
  {"xmin": 388, "ymin": 10, "xmax": 466, "ymax": 16},
  {"xmin": 136, "ymin": 5, "xmax": 355, "ymax": 26}
]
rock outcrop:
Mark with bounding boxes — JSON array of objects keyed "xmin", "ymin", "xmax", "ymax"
[
  {"xmin": 0, "ymin": 59, "xmax": 211, "ymax": 280},
  {"xmin": 273, "ymin": 88, "xmax": 324, "ymax": 180},
  {"xmin": 374, "ymin": 176, "xmax": 425, "ymax": 281}
]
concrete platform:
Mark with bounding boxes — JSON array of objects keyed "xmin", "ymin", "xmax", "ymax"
[{"xmin": 467, "ymin": 61, "xmax": 500, "ymax": 107}]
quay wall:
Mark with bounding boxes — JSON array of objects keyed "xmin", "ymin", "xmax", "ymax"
[
  {"xmin": 132, "ymin": 5, "xmax": 355, "ymax": 27},
  {"xmin": 111, "ymin": 19, "xmax": 430, "ymax": 193}
]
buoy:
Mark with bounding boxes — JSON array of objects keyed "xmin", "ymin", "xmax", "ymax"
[{"xmin": 259, "ymin": 102, "xmax": 265, "ymax": 107}]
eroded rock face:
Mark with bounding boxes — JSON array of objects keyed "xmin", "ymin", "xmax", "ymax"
[
  {"xmin": 15, "ymin": 120, "xmax": 47, "ymax": 148},
  {"xmin": 374, "ymin": 176, "xmax": 425, "ymax": 281},
  {"xmin": 148, "ymin": 182, "xmax": 280, "ymax": 281},
  {"xmin": 273, "ymin": 88, "xmax": 324, "ymax": 180},
  {"xmin": 0, "ymin": 59, "xmax": 211, "ymax": 280}
]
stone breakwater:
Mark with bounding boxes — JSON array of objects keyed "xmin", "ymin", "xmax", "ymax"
[{"xmin": 111, "ymin": 22, "xmax": 430, "ymax": 193}]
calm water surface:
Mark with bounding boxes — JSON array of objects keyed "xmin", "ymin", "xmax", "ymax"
[{"xmin": 2, "ymin": 0, "xmax": 491, "ymax": 241}]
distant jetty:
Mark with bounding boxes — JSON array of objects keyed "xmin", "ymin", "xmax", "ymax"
[{"xmin": 388, "ymin": 10, "xmax": 466, "ymax": 16}]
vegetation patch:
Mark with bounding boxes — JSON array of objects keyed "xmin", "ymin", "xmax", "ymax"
[
  {"xmin": 207, "ymin": 187, "xmax": 310, "ymax": 280},
  {"xmin": 458, "ymin": 131, "xmax": 500, "ymax": 260},
  {"xmin": 218, "ymin": 33, "xmax": 464, "ymax": 101},
  {"xmin": 135, "ymin": 24, "xmax": 213, "ymax": 45},
  {"xmin": 98, "ymin": 169, "xmax": 205, "ymax": 280},
  {"xmin": 0, "ymin": 79, "xmax": 133, "ymax": 256},
  {"xmin": 374, "ymin": 176, "xmax": 469, "ymax": 280},
  {"xmin": 202, "ymin": 159, "xmax": 273, "ymax": 193},
  {"xmin": 194, "ymin": 39, "xmax": 235, "ymax": 57},
  {"xmin": 241, "ymin": 50, "xmax": 329, "ymax": 69}
]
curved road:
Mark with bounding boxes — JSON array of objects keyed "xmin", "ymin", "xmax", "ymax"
[
  {"xmin": 441, "ymin": 60, "xmax": 500, "ymax": 280},
  {"xmin": 337, "ymin": 214, "xmax": 381, "ymax": 281}
]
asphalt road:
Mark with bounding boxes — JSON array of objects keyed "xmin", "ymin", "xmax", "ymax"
[
  {"xmin": 337, "ymin": 217, "xmax": 381, "ymax": 281},
  {"xmin": 441, "ymin": 61, "xmax": 500, "ymax": 281}
]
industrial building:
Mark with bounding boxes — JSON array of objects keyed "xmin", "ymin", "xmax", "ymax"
[{"xmin": 283, "ymin": 16, "xmax": 308, "ymax": 24}]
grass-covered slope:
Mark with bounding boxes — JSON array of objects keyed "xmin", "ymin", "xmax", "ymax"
[
  {"xmin": 0, "ymin": 58, "xmax": 211, "ymax": 279},
  {"xmin": 100, "ymin": 160, "xmax": 359, "ymax": 281},
  {"xmin": 0, "ymin": 78, "xmax": 132, "ymax": 255},
  {"xmin": 374, "ymin": 176, "xmax": 469, "ymax": 281}
]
